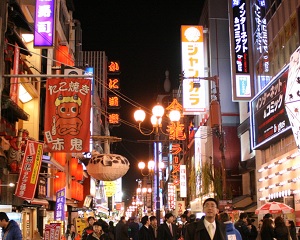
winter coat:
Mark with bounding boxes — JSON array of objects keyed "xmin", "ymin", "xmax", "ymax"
[
  {"xmin": 224, "ymin": 222, "xmax": 243, "ymax": 240},
  {"xmin": 185, "ymin": 218, "xmax": 226, "ymax": 240},
  {"xmin": 1, "ymin": 220, "xmax": 22, "ymax": 240}
]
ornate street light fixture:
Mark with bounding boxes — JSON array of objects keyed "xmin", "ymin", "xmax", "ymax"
[{"xmin": 134, "ymin": 102, "xmax": 181, "ymax": 223}]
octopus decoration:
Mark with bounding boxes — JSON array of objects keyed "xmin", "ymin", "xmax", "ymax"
[{"xmin": 86, "ymin": 151, "xmax": 130, "ymax": 181}]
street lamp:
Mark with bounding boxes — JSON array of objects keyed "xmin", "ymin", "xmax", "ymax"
[{"xmin": 134, "ymin": 103, "xmax": 180, "ymax": 223}]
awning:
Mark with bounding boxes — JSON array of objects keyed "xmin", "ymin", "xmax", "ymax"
[
  {"xmin": 8, "ymin": 0, "xmax": 33, "ymax": 33},
  {"xmin": 6, "ymin": 22, "xmax": 31, "ymax": 56},
  {"xmin": 25, "ymin": 198, "xmax": 49, "ymax": 206},
  {"xmin": 1, "ymin": 95, "xmax": 29, "ymax": 122}
]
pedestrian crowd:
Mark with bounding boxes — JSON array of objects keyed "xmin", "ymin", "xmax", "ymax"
[{"xmin": 1, "ymin": 201, "xmax": 299, "ymax": 240}]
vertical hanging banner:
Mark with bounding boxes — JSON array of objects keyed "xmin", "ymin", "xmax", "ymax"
[
  {"xmin": 44, "ymin": 78, "xmax": 91, "ymax": 152},
  {"xmin": 34, "ymin": 0, "xmax": 55, "ymax": 47},
  {"xmin": 55, "ymin": 188, "xmax": 66, "ymax": 221},
  {"xmin": 15, "ymin": 140, "xmax": 44, "ymax": 200}
]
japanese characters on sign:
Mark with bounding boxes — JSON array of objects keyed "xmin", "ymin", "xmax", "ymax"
[
  {"xmin": 55, "ymin": 189, "xmax": 66, "ymax": 221},
  {"xmin": 230, "ymin": 0, "xmax": 254, "ymax": 101},
  {"xmin": 250, "ymin": 67, "xmax": 291, "ymax": 149},
  {"xmin": 34, "ymin": 0, "xmax": 55, "ymax": 47},
  {"xmin": 44, "ymin": 78, "xmax": 91, "ymax": 152},
  {"xmin": 15, "ymin": 140, "xmax": 44, "ymax": 200},
  {"xmin": 254, "ymin": 0, "xmax": 269, "ymax": 73},
  {"xmin": 181, "ymin": 25, "xmax": 207, "ymax": 115},
  {"xmin": 168, "ymin": 183, "xmax": 176, "ymax": 210},
  {"xmin": 232, "ymin": 0, "xmax": 249, "ymax": 74},
  {"xmin": 107, "ymin": 61, "xmax": 121, "ymax": 126},
  {"xmin": 180, "ymin": 165, "xmax": 187, "ymax": 198}
]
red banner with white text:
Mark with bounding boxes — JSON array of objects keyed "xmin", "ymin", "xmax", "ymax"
[
  {"xmin": 15, "ymin": 140, "xmax": 44, "ymax": 200},
  {"xmin": 44, "ymin": 78, "xmax": 91, "ymax": 152}
]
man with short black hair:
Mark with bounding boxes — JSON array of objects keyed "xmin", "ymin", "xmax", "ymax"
[
  {"xmin": 138, "ymin": 216, "xmax": 153, "ymax": 240},
  {"xmin": 157, "ymin": 213, "xmax": 178, "ymax": 240},
  {"xmin": 185, "ymin": 198, "xmax": 226, "ymax": 240},
  {"xmin": 149, "ymin": 216, "xmax": 157, "ymax": 240},
  {"xmin": 82, "ymin": 216, "xmax": 96, "ymax": 240},
  {"xmin": 0, "ymin": 212, "xmax": 22, "ymax": 240},
  {"xmin": 234, "ymin": 213, "xmax": 251, "ymax": 240}
]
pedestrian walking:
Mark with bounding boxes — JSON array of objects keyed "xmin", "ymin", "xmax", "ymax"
[
  {"xmin": 286, "ymin": 220, "xmax": 297, "ymax": 240},
  {"xmin": 219, "ymin": 212, "xmax": 242, "ymax": 240},
  {"xmin": 274, "ymin": 216, "xmax": 289, "ymax": 240},
  {"xmin": 184, "ymin": 197, "xmax": 226, "ymax": 240},
  {"xmin": 260, "ymin": 218, "xmax": 275, "ymax": 240},
  {"xmin": 138, "ymin": 216, "xmax": 153, "ymax": 240},
  {"xmin": 128, "ymin": 217, "xmax": 139, "ymax": 240},
  {"xmin": 247, "ymin": 219, "xmax": 258, "ymax": 240},
  {"xmin": 0, "ymin": 212, "xmax": 22, "ymax": 240},
  {"xmin": 82, "ymin": 216, "xmax": 96, "ymax": 240},
  {"xmin": 149, "ymin": 216, "xmax": 157, "ymax": 240},
  {"xmin": 234, "ymin": 213, "xmax": 251, "ymax": 240},
  {"xmin": 115, "ymin": 216, "xmax": 128, "ymax": 240},
  {"xmin": 157, "ymin": 213, "xmax": 178, "ymax": 240}
]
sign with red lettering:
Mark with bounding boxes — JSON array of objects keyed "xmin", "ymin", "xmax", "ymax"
[
  {"xmin": 15, "ymin": 140, "xmax": 44, "ymax": 200},
  {"xmin": 44, "ymin": 78, "xmax": 91, "ymax": 152}
]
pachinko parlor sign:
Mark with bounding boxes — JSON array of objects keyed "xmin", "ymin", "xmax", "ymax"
[{"xmin": 44, "ymin": 78, "xmax": 91, "ymax": 152}]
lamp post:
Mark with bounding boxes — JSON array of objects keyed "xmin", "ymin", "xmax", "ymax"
[{"xmin": 134, "ymin": 103, "xmax": 180, "ymax": 224}]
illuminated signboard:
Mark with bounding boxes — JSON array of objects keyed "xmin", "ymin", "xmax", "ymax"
[
  {"xmin": 250, "ymin": 66, "xmax": 291, "ymax": 149},
  {"xmin": 34, "ymin": 0, "xmax": 55, "ymax": 47},
  {"xmin": 181, "ymin": 25, "xmax": 207, "ymax": 115},
  {"xmin": 180, "ymin": 165, "xmax": 187, "ymax": 198},
  {"xmin": 108, "ymin": 61, "xmax": 120, "ymax": 74},
  {"xmin": 108, "ymin": 95, "xmax": 120, "ymax": 108},
  {"xmin": 108, "ymin": 78, "xmax": 120, "ymax": 91},
  {"xmin": 108, "ymin": 113, "xmax": 120, "ymax": 126},
  {"xmin": 232, "ymin": 0, "xmax": 249, "ymax": 74},
  {"xmin": 230, "ymin": 0, "xmax": 254, "ymax": 101}
]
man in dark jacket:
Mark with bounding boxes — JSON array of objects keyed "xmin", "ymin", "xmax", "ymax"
[
  {"xmin": 139, "ymin": 216, "xmax": 154, "ymax": 240},
  {"xmin": 128, "ymin": 217, "xmax": 139, "ymax": 240},
  {"xmin": 234, "ymin": 213, "xmax": 251, "ymax": 240},
  {"xmin": 0, "ymin": 212, "xmax": 22, "ymax": 240},
  {"xmin": 185, "ymin": 198, "xmax": 226, "ymax": 240},
  {"xmin": 115, "ymin": 216, "xmax": 128, "ymax": 240},
  {"xmin": 157, "ymin": 213, "xmax": 178, "ymax": 240}
]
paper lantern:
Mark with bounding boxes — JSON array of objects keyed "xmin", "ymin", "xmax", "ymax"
[
  {"xmin": 53, "ymin": 152, "xmax": 66, "ymax": 166},
  {"xmin": 86, "ymin": 153, "xmax": 130, "ymax": 181},
  {"xmin": 71, "ymin": 180, "xmax": 83, "ymax": 201},
  {"xmin": 54, "ymin": 172, "xmax": 66, "ymax": 192},
  {"xmin": 75, "ymin": 163, "xmax": 83, "ymax": 181},
  {"xmin": 70, "ymin": 158, "xmax": 78, "ymax": 176}
]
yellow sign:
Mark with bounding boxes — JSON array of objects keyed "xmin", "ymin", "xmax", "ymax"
[{"xmin": 104, "ymin": 181, "xmax": 117, "ymax": 197}]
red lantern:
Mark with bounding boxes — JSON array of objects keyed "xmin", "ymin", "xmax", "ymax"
[
  {"xmin": 70, "ymin": 158, "xmax": 78, "ymax": 176},
  {"xmin": 75, "ymin": 163, "xmax": 83, "ymax": 181},
  {"xmin": 54, "ymin": 172, "xmax": 66, "ymax": 192},
  {"xmin": 53, "ymin": 152, "xmax": 66, "ymax": 166}
]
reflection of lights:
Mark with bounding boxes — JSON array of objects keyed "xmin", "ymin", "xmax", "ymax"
[
  {"xmin": 258, "ymin": 177, "xmax": 264, "ymax": 182},
  {"xmin": 268, "ymin": 173, "xmax": 275, "ymax": 179},
  {"xmin": 268, "ymin": 163, "xmax": 276, "ymax": 169},
  {"xmin": 258, "ymin": 167, "xmax": 265, "ymax": 173},
  {"xmin": 258, "ymin": 187, "xmax": 264, "ymax": 192},
  {"xmin": 278, "ymin": 157, "xmax": 288, "ymax": 164},
  {"xmin": 279, "ymin": 169, "xmax": 287, "ymax": 175}
]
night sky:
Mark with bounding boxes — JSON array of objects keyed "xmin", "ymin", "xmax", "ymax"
[{"xmin": 73, "ymin": 0, "xmax": 204, "ymax": 203}]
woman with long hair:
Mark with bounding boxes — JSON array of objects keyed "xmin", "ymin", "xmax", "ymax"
[
  {"xmin": 286, "ymin": 220, "xmax": 297, "ymax": 240},
  {"xmin": 260, "ymin": 218, "xmax": 275, "ymax": 240},
  {"xmin": 274, "ymin": 216, "xmax": 289, "ymax": 240}
]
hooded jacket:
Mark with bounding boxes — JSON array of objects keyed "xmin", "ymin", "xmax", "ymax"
[{"xmin": 224, "ymin": 221, "xmax": 243, "ymax": 240}]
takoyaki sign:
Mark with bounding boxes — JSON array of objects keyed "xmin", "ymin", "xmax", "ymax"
[{"xmin": 44, "ymin": 78, "xmax": 91, "ymax": 152}]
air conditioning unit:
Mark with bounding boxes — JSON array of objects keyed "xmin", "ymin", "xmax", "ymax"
[{"xmin": 64, "ymin": 68, "xmax": 83, "ymax": 75}]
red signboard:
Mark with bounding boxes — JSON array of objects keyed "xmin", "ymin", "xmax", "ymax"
[
  {"xmin": 44, "ymin": 78, "xmax": 91, "ymax": 152},
  {"xmin": 15, "ymin": 140, "xmax": 44, "ymax": 200}
]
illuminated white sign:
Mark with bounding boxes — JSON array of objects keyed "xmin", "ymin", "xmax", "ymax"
[
  {"xmin": 236, "ymin": 75, "xmax": 251, "ymax": 97},
  {"xmin": 168, "ymin": 183, "xmax": 176, "ymax": 210},
  {"xmin": 180, "ymin": 165, "xmax": 187, "ymax": 198},
  {"xmin": 181, "ymin": 25, "xmax": 207, "ymax": 114}
]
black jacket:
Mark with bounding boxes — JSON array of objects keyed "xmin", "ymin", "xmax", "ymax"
[
  {"xmin": 139, "ymin": 225, "xmax": 154, "ymax": 240},
  {"xmin": 157, "ymin": 222, "xmax": 178, "ymax": 240},
  {"xmin": 185, "ymin": 218, "xmax": 226, "ymax": 240}
]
